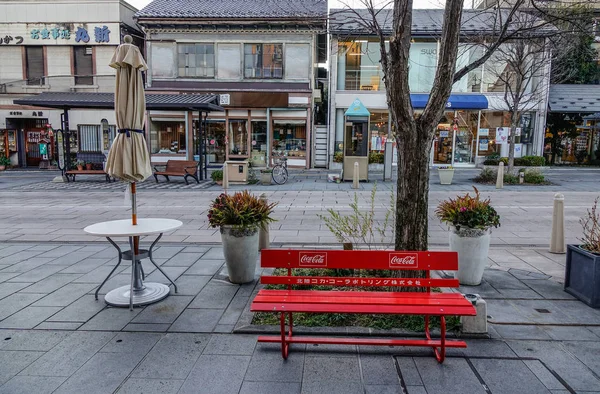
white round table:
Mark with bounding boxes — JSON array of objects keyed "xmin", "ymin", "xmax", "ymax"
[{"xmin": 84, "ymin": 218, "xmax": 183, "ymax": 310}]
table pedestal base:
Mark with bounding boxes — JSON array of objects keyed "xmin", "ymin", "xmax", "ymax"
[{"xmin": 105, "ymin": 283, "xmax": 170, "ymax": 307}]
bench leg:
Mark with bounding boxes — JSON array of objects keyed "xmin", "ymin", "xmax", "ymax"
[
  {"xmin": 154, "ymin": 174, "xmax": 159, "ymax": 183},
  {"xmin": 164, "ymin": 175, "xmax": 170, "ymax": 182},
  {"xmin": 425, "ymin": 315, "xmax": 446, "ymax": 363},
  {"xmin": 280, "ymin": 313, "xmax": 289, "ymax": 359},
  {"xmin": 184, "ymin": 174, "xmax": 190, "ymax": 185}
]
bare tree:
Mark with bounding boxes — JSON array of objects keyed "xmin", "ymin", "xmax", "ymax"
[{"xmin": 333, "ymin": 0, "xmax": 586, "ymax": 268}]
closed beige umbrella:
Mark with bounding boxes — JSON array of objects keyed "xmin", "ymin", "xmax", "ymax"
[{"xmin": 105, "ymin": 35, "xmax": 152, "ymax": 183}]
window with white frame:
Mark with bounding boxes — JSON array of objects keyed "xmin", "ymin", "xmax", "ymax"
[
  {"xmin": 78, "ymin": 125, "xmax": 116, "ymax": 152},
  {"xmin": 177, "ymin": 44, "xmax": 215, "ymax": 78}
]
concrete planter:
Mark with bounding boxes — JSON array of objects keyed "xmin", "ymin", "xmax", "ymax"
[
  {"xmin": 438, "ymin": 169, "xmax": 455, "ymax": 185},
  {"xmin": 330, "ymin": 162, "xmax": 343, "ymax": 171},
  {"xmin": 449, "ymin": 226, "xmax": 491, "ymax": 286},
  {"xmin": 565, "ymin": 245, "xmax": 600, "ymax": 308},
  {"xmin": 260, "ymin": 172, "xmax": 272, "ymax": 185},
  {"xmin": 220, "ymin": 225, "xmax": 259, "ymax": 284}
]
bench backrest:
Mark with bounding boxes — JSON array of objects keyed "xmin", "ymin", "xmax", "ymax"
[
  {"xmin": 165, "ymin": 160, "xmax": 198, "ymax": 174},
  {"xmin": 260, "ymin": 249, "xmax": 459, "ymax": 291}
]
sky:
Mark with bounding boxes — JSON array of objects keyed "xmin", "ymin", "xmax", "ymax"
[{"xmin": 126, "ymin": 0, "xmax": 446, "ymax": 12}]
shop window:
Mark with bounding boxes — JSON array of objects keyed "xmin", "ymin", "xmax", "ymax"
[
  {"xmin": 25, "ymin": 46, "xmax": 44, "ymax": 85},
  {"xmin": 251, "ymin": 121, "xmax": 268, "ymax": 166},
  {"xmin": 178, "ymin": 44, "xmax": 215, "ymax": 78},
  {"xmin": 408, "ymin": 42, "xmax": 437, "ymax": 93},
  {"xmin": 453, "ymin": 44, "xmax": 483, "ymax": 93},
  {"xmin": 229, "ymin": 119, "xmax": 248, "ymax": 156},
  {"xmin": 244, "ymin": 44, "xmax": 283, "ymax": 79},
  {"xmin": 205, "ymin": 120, "xmax": 226, "ymax": 164},
  {"xmin": 78, "ymin": 125, "xmax": 101, "ymax": 152},
  {"xmin": 338, "ymin": 41, "xmax": 384, "ymax": 91},
  {"xmin": 150, "ymin": 121, "xmax": 186, "ymax": 154},
  {"xmin": 369, "ymin": 112, "xmax": 389, "ymax": 151},
  {"xmin": 272, "ymin": 120, "xmax": 306, "ymax": 162},
  {"xmin": 74, "ymin": 46, "xmax": 93, "ymax": 85}
]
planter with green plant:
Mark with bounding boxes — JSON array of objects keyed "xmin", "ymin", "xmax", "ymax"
[
  {"xmin": 436, "ymin": 187, "xmax": 500, "ymax": 285},
  {"xmin": 211, "ymin": 169, "xmax": 223, "ymax": 185},
  {"xmin": 75, "ymin": 160, "xmax": 85, "ymax": 171},
  {"xmin": 0, "ymin": 156, "xmax": 11, "ymax": 171},
  {"xmin": 260, "ymin": 168, "xmax": 272, "ymax": 185},
  {"xmin": 85, "ymin": 161, "xmax": 94, "ymax": 170},
  {"xmin": 565, "ymin": 198, "xmax": 600, "ymax": 307},
  {"xmin": 208, "ymin": 191, "xmax": 277, "ymax": 283},
  {"xmin": 437, "ymin": 166, "xmax": 454, "ymax": 185}
]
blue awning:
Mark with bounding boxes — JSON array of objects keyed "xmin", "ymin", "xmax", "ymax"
[{"xmin": 410, "ymin": 94, "xmax": 488, "ymax": 110}]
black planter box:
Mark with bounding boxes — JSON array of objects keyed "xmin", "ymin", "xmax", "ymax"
[{"xmin": 565, "ymin": 245, "xmax": 600, "ymax": 308}]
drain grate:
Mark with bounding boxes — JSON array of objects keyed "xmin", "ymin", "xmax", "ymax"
[{"xmin": 535, "ymin": 308, "xmax": 551, "ymax": 314}]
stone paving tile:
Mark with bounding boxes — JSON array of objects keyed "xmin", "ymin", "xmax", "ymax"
[
  {"xmin": 201, "ymin": 247, "xmax": 225, "ymax": 260},
  {"xmin": 0, "ymin": 329, "xmax": 70, "ymax": 351},
  {"xmin": 162, "ymin": 252, "xmax": 202, "ymax": 267},
  {"xmin": 239, "ymin": 381, "xmax": 301, "ymax": 394},
  {"xmin": 178, "ymin": 355, "xmax": 251, "ymax": 394},
  {"xmin": 0, "ymin": 282, "xmax": 32, "ymax": 300},
  {"xmin": 42, "ymin": 245, "xmax": 85, "ymax": 258},
  {"xmin": 413, "ymin": 357, "xmax": 487, "ymax": 394},
  {"xmin": 184, "ymin": 259, "xmax": 224, "ymax": 275},
  {"xmin": 46, "ymin": 294, "xmax": 106, "ymax": 323},
  {"xmin": 123, "ymin": 323, "xmax": 171, "ymax": 332},
  {"xmin": 364, "ymin": 385, "xmax": 402, "ymax": 394},
  {"xmin": 100, "ymin": 332, "xmax": 162, "ymax": 356},
  {"xmin": 524, "ymin": 359, "xmax": 568, "ymax": 391},
  {"xmin": 203, "ymin": 334, "xmax": 257, "ymax": 356},
  {"xmin": 115, "ymin": 378, "xmax": 184, "ymax": 394},
  {"xmin": 361, "ymin": 354, "xmax": 401, "ymax": 385},
  {"xmin": 0, "ymin": 272, "xmax": 20, "ymax": 284},
  {"xmin": 493, "ymin": 324, "xmax": 553, "ymax": 340},
  {"xmin": 18, "ymin": 273, "xmax": 82, "ymax": 294},
  {"xmin": 189, "ymin": 283, "xmax": 239, "ymax": 309},
  {"xmin": 35, "ymin": 322, "xmax": 83, "ymax": 330},
  {"xmin": 20, "ymin": 331, "xmax": 116, "ymax": 377},
  {"xmin": 471, "ymin": 358, "xmax": 551, "ymax": 394},
  {"xmin": 244, "ymin": 343, "xmax": 306, "ymax": 383},
  {"xmin": 59, "ymin": 258, "xmax": 112, "ymax": 274},
  {"xmin": 169, "ymin": 308, "xmax": 223, "ymax": 332},
  {"xmin": 0, "ymin": 251, "xmax": 45, "ymax": 266},
  {"xmin": 0, "ymin": 306, "xmax": 62, "ymax": 329},
  {"xmin": 542, "ymin": 326, "xmax": 600, "ymax": 341},
  {"xmin": 219, "ymin": 295, "xmax": 249, "ymax": 325},
  {"xmin": 0, "ymin": 350, "xmax": 45, "ymax": 385},
  {"xmin": 562, "ymin": 341, "xmax": 600, "ymax": 377},
  {"xmin": 131, "ymin": 333, "xmax": 209, "ymax": 380},
  {"xmin": 0, "ymin": 375, "xmax": 67, "ymax": 394},
  {"xmin": 131, "ymin": 295, "xmax": 193, "ymax": 324},
  {"xmin": 172, "ymin": 274, "xmax": 210, "ymax": 296},
  {"xmin": 144, "ymin": 266, "xmax": 188, "ymax": 283},
  {"xmin": 1, "ymin": 257, "xmax": 56, "ymax": 274},
  {"xmin": 79, "ymin": 307, "xmax": 142, "ymax": 331},
  {"xmin": 7, "ymin": 264, "xmax": 71, "ymax": 283},
  {"xmin": 0, "ymin": 293, "xmax": 45, "ymax": 321},
  {"xmin": 53, "ymin": 351, "xmax": 145, "ymax": 394},
  {"xmin": 151, "ymin": 246, "xmax": 184, "ymax": 259},
  {"xmin": 303, "ymin": 355, "xmax": 362, "ymax": 383},
  {"xmin": 304, "ymin": 343, "xmax": 357, "ymax": 358},
  {"xmin": 32, "ymin": 283, "xmax": 95, "ymax": 307},
  {"xmin": 301, "ymin": 380, "xmax": 364, "ymax": 394}
]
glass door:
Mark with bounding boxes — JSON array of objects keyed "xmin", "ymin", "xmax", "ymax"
[
  {"xmin": 250, "ymin": 121, "xmax": 267, "ymax": 167},
  {"xmin": 206, "ymin": 120, "xmax": 226, "ymax": 164},
  {"xmin": 433, "ymin": 111, "xmax": 455, "ymax": 165},
  {"xmin": 228, "ymin": 119, "xmax": 249, "ymax": 158}
]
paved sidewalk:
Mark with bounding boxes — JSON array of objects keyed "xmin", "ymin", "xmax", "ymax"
[{"xmin": 0, "ymin": 242, "xmax": 599, "ymax": 393}]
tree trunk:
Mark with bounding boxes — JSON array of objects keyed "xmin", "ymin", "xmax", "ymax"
[{"xmin": 507, "ymin": 111, "xmax": 520, "ymax": 173}]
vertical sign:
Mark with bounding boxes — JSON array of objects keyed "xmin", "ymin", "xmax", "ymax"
[{"xmin": 56, "ymin": 130, "xmax": 65, "ymax": 170}]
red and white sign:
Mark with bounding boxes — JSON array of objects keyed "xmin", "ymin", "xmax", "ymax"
[
  {"xmin": 388, "ymin": 253, "xmax": 418, "ymax": 268},
  {"xmin": 299, "ymin": 252, "xmax": 327, "ymax": 267}
]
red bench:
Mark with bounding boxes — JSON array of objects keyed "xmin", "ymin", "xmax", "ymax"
[{"xmin": 250, "ymin": 249, "xmax": 476, "ymax": 363}]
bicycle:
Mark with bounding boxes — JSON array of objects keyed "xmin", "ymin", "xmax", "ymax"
[{"xmin": 271, "ymin": 152, "xmax": 288, "ymax": 185}]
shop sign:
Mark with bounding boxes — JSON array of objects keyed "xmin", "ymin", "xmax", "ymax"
[
  {"xmin": 39, "ymin": 143, "xmax": 47, "ymax": 155},
  {"xmin": 479, "ymin": 138, "xmax": 489, "ymax": 151},
  {"xmin": 8, "ymin": 111, "xmax": 44, "ymax": 117},
  {"xmin": 57, "ymin": 130, "xmax": 65, "ymax": 170},
  {"xmin": 219, "ymin": 94, "xmax": 230, "ymax": 106},
  {"xmin": 478, "ymin": 128, "xmax": 489, "ymax": 136},
  {"xmin": 0, "ymin": 23, "xmax": 118, "ymax": 45},
  {"xmin": 515, "ymin": 127, "xmax": 521, "ymax": 136}
]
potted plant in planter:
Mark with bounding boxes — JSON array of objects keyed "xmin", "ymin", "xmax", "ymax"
[
  {"xmin": 75, "ymin": 160, "xmax": 85, "ymax": 171},
  {"xmin": 436, "ymin": 187, "xmax": 500, "ymax": 285},
  {"xmin": 260, "ymin": 168, "xmax": 272, "ymax": 185},
  {"xmin": 0, "ymin": 156, "xmax": 11, "ymax": 171},
  {"xmin": 208, "ymin": 191, "xmax": 277, "ymax": 284},
  {"xmin": 438, "ymin": 166, "xmax": 454, "ymax": 185},
  {"xmin": 211, "ymin": 169, "xmax": 223, "ymax": 185},
  {"xmin": 85, "ymin": 161, "xmax": 93, "ymax": 170},
  {"xmin": 565, "ymin": 198, "xmax": 600, "ymax": 307}
]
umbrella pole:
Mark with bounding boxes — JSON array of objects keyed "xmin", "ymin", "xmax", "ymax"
[{"xmin": 131, "ymin": 182, "xmax": 139, "ymax": 253}]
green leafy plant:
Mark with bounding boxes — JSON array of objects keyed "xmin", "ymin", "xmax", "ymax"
[
  {"xmin": 580, "ymin": 198, "xmax": 600, "ymax": 254},
  {"xmin": 75, "ymin": 160, "xmax": 85, "ymax": 166},
  {"xmin": 208, "ymin": 191, "xmax": 277, "ymax": 230},
  {"xmin": 333, "ymin": 152, "xmax": 343, "ymax": 163},
  {"xmin": 318, "ymin": 183, "xmax": 395, "ymax": 249},
  {"xmin": 435, "ymin": 187, "xmax": 500, "ymax": 230},
  {"xmin": 0, "ymin": 156, "xmax": 11, "ymax": 166},
  {"xmin": 260, "ymin": 168, "xmax": 273, "ymax": 173},
  {"xmin": 473, "ymin": 168, "xmax": 496, "ymax": 183},
  {"xmin": 523, "ymin": 169, "xmax": 545, "ymax": 184},
  {"xmin": 210, "ymin": 170, "xmax": 223, "ymax": 182},
  {"xmin": 368, "ymin": 151, "xmax": 384, "ymax": 164},
  {"xmin": 503, "ymin": 173, "xmax": 519, "ymax": 184}
]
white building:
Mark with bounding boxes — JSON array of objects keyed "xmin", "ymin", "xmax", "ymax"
[{"xmin": 0, "ymin": 0, "xmax": 141, "ymax": 167}]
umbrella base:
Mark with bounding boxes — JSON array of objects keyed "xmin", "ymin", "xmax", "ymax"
[{"xmin": 105, "ymin": 283, "xmax": 170, "ymax": 308}]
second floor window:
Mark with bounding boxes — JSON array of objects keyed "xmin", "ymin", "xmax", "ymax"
[
  {"xmin": 244, "ymin": 44, "xmax": 283, "ymax": 79},
  {"xmin": 178, "ymin": 44, "xmax": 215, "ymax": 78},
  {"xmin": 74, "ymin": 46, "xmax": 93, "ymax": 85},
  {"xmin": 25, "ymin": 46, "xmax": 44, "ymax": 85}
]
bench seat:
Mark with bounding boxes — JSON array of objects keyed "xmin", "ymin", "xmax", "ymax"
[
  {"xmin": 153, "ymin": 160, "xmax": 199, "ymax": 185},
  {"xmin": 65, "ymin": 170, "xmax": 113, "ymax": 182}
]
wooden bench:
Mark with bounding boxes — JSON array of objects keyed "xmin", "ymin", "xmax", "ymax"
[
  {"xmin": 65, "ymin": 170, "xmax": 113, "ymax": 182},
  {"xmin": 153, "ymin": 160, "xmax": 199, "ymax": 185},
  {"xmin": 250, "ymin": 249, "xmax": 476, "ymax": 363}
]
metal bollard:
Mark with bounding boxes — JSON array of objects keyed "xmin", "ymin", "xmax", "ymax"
[
  {"xmin": 222, "ymin": 163, "xmax": 229, "ymax": 192},
  {"xmin": 550, "ymin": 193, "xmax": 565, "ymax": 254},
  {"xmin": 259, "ymin": 194, "xmax": 270, "ymax": 251},
  {"xmin": 496, "ymin": 162, "xmax": 504, "ymax": 189},
  {"xmin": 352, "ymin": 161, "xmax": 359, "ymax": 189}
]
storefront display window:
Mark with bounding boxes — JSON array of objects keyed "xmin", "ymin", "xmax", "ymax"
[
  {"xmin": 272, "ymin": 120, "xmax": 306, "ymax": 164},
  {"xmin": 409, "ymin": 41, "xmax": 437, "ymax": 92},
  {"xmin": 369, "ymin": 112, "xmax": 389, "ymax": 151},
  {"xmin": 338, "ymin": 41, "xmax": 384, "ymax": 91},
  {"xmin": 433, "ymin": 112, "xmax": 456, "ymax": 164},
  {"xmin": 454, "ymin": 110, "xmax": 479, "ymax": 164},
  {"xmin": 205, "ymin": 120, "xmax": 226, "ymax": 164},
  {"xmin": 150, "ymin": 120, "xmax": 186, "ymax": 155},
  {"xmin": 251, "ymin": 121, "xmax": 268, "ymax": 166},
  {"xmin": 229, "ymin": 119, "xmax": 248, "ymax": 156},
  {"xmin": 478, "ymin": 111, "xmax": 511, "ymax": 157}
]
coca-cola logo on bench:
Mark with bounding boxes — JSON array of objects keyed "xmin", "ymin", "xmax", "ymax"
[
  {"xmin": 299, "ymin": 252, "xmax": 327, "ymax": 267},
  {"xmin": 388, "ymin": 253, "xmax": 418, "ymax": 268}
]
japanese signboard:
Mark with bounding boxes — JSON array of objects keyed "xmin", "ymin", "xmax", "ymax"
[{"xmin": 0, "ymin": 23, "xmax": 119, "ymax": 46}]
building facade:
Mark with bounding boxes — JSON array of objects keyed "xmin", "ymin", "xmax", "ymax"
[
  {"xmin": 0, "ymin": 0, "xmax": 141, "ymax": 167},
  {"xmin": 135, "ymin": 0, "xmax": 327, "ymax": 168},
  {"xmin": 328, "ymin": 9, "xmax": 551, "ymax": 168}
]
